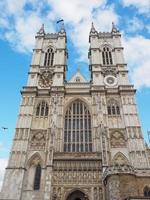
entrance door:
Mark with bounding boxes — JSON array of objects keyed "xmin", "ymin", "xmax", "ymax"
[{"xmin": 66, "ymin": 190, "xmax": 89, "ymax": 200}]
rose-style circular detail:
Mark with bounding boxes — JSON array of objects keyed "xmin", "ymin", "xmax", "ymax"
[
  {"xmin": 104, "ymin": 75, "xmax": 117, "ymax": 87},
  {"xmin": 38, "ymin": 71, "xmax": 53, "ymax": 88}
]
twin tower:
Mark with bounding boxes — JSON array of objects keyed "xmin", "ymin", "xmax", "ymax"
[{"xmin": 1, "ymin": 23, "xmax": 150, "ymax": 200}]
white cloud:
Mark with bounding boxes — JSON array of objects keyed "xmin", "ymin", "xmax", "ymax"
[
  {"xmin": 123, "ymin": 35, "xmax": 150, "ymax": 88},
  {"xmin": 94, "ymin": 7, "xmax": 119, "ymax": 31},
  {"xmin": 0, "ymin": 158, "xmax": 8, "ymax": 191},
  {"xmin": 0, "ymin": 0, "xmax": 54, "ymax": 53},
  {"xmin": 122, "ymin": 0, "xmax": 150, "ymax": 14},
  {"xmin": 126, "ymin": 17, "xmax": 144, "ymax": 32},
  {"xmin": 47, "ymin": 0, "xmax": 106, "ymax": 24},
  {"xmin": 0, "ymin": 0, "xmax": 119, "ymax": 60},
  {"xmin": 132, "ymin": 63, "xmax": 150, "ymax": 88},
  {"xmin": 68, "ymin": 6, "xmax": 119, "ymax": 62},
  {"xmin": 6, "ymin": 14, "xmax": 43, "ymax": 53},
  {"xmin": 0, "ymin": 0, "xmax": 149, "ymax": 89}
]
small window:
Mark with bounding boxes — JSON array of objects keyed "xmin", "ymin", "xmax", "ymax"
[
  {"xmin": 76, "ymin": 77, "xmax": 80, "ymax": 82},
  {"xmin": 107, "ymin": 99, "xmax": 120, "ymax": 116},
  {"xmin": 36, "ymin": 101, "xmax": 49, "ymax": 117},
  {"xmin": 33, "ymin": 164, "xmax": 41, "ymax": 190}
]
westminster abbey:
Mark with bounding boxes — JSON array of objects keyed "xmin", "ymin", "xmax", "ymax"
[{"xmin": 0, "ymin": 23, "xmax": 150, "ymax": 200}]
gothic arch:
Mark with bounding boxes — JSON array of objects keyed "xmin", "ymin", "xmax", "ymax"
[
  {"xmin": 26, "ymin": 152, "xmax": 43, "ymax": 168},
  {"xmin": 43, "ymin": 45, "xmax": 56, "ymax": 53},
  {"xmin": 107, "ymin": 98, "xmax": 119, "ymax": 105},
  {"xmin": 65, "ymin": 189, "xmax": 89, "ymax": 200},
  {"xmin": 112, "ymin": 152, "xmax": 129, "ymax": 166},
  {"xmin": 35, "ymin": 99, "xmax": 49, "ymax": 107},
  {"xmin": 24, "ymin": 152, "xmax": 43, "ymax": 191},
  {"xmin": 64, "ymin": 97, "xmax": 92, "ymax": 115},
  {"xmin": 100, "ymin": 43, "xmax": 113, "ymax": 51}
]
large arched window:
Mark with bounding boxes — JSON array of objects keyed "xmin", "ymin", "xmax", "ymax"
[
  {"xmin": 107, "ymin": 99, "xmax": 120, "ymax": 116},
  {"xmin": 64, "ymin": 99, "xmax": 92, "ymax": 152},
  {"xmin": 33, "ymin": 164, "xmax": 41, "ymax": 190},
  {"xmin": 44, "ymin": 48, "xmax": 54, "ymax": 67},
  {"xmin": 36, "ymin": 101, "xmax": 49, "ymax": 117},
  {"xmin": 102, "ymin": 47, "xmax": 113, "ymax": 65},
  {"xmin": 144, "ymin": 186, "xmax": 150, "ymax": 197}
]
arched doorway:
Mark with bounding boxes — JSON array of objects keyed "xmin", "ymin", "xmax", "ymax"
[{"xmin": 66, "ymin": 190, "xmax": 89, "ymax": 200}]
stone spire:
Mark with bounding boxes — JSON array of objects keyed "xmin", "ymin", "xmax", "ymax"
[
  {"xmin": 37, "ymin": 24, "xmax": 45, "ymax": 36},
  {"xmin": 90, "ymin": 22, "xmax": 98, "ymax": 35}
]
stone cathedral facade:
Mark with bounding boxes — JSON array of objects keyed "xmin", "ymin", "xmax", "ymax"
[{"xmin": 1, "ymin": 23, "xmax": 150, "ymax": 200}]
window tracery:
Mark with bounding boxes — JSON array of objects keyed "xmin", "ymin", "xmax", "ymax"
[
  {"xmin": 44, "ymin": 48, "xmax": 54, "ymax": 67},
  {"xmin": 36, "ymin": 101, "xmax": 49, "ymax": 117},
  {"xmin": 102, "ymin": 47, "xmax": 113, "ymax": 65},
  {"xmin": 64, "ymin": 99, "xmax": 92, "ymax": 152},
  {"xmin": 107, "ymin": 99, "xmax": 120, "ymax": 116}
]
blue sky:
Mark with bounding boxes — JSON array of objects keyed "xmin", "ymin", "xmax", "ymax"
[{"xmin": 0, "ymin": 0, "xmax": 150, "ymax": 188}]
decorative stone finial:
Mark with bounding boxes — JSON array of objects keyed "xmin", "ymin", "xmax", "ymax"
[
  {"xmin": 91, "ymin": 22, "xmax": 95, "ymax": 29},
  {"xmin": 90, "ymin": 22, "xmax": 96, "ymax": 33},
  {"xmin": 111, "ymin": 22, "xmax": 118, "ymax": 33},
  {"xmin": 37, "ymin": 24, "xmax": 45, "ymax": 35},
  {"xmin": 90, "ymin": 22, "xmax": 98, "ymax": 36}
]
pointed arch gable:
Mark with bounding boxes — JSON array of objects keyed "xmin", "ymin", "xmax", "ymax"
[
  {"xmin": 64, "ymin": 97, "xmax": 91, "ymax": 115},
  {"xmin": 107, "ymin": 98, "xmax": 119, "ymax": 105},
  {"xmin": 26, "ymin": 152, "xmax": 43, "ymax": 168},
  {"xmin": 43, "ymin": 45, "xmax": 56, "ymax": 53},
  {"xmin": 100, "ymin": 43, "xmax": 113, "ymax": 51},
  {"xmin": 112, "ymin": 152, "xmax": 129, "ymax": 166}
]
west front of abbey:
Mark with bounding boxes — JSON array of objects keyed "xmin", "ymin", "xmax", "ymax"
[{"xmin": 0, "ymin": 23, "xmax": 150, "ymax": 200}]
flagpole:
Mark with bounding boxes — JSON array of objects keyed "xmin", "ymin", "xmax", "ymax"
[{"xmin": 56, "ymin": 19, "xmax": 64, "ymax": 32}]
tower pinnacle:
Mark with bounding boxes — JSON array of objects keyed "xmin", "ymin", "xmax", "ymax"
[
  {"xmin": 111, "ymin": 22, "xmax": 119, "ymax": 33},
  {"xmin": 37, "ymin": 24, "xmax": 45, "ymax": 35}
]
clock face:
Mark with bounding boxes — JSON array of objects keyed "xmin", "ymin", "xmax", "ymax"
[
  {"xmin": 104, "ymin": 75, "xmax": 117, "ymax": 87},
  {"xmin": 38, "ymin": 71, "xmax": 53, "ymax": 88}
]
